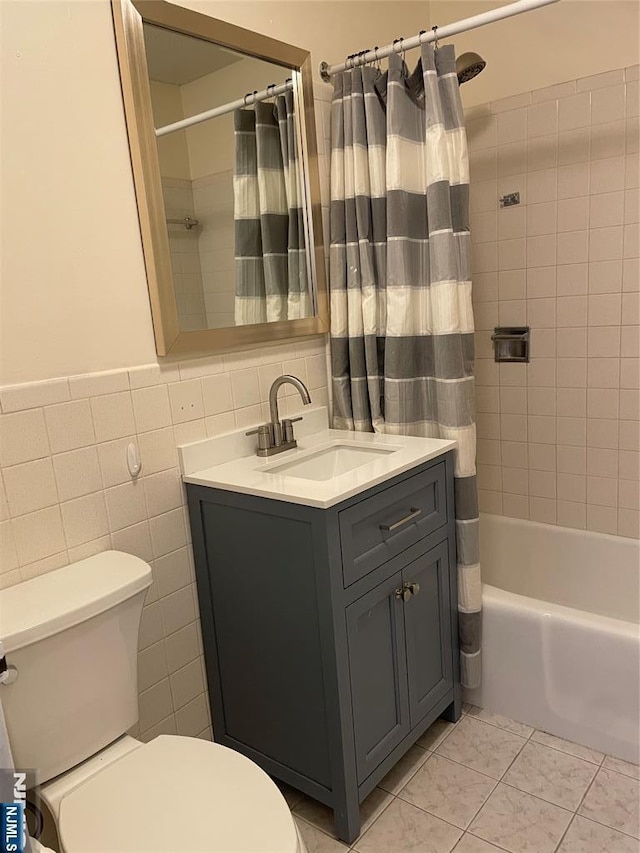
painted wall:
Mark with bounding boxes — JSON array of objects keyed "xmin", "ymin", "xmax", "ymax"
[{"xmin": 429, "ymin": 0, "xmax": 640, "ymax": 108}]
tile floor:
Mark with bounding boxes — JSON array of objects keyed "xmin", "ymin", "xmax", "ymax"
[{"xmin": 280, "ymin": 705, "xmax": 640, "ymax": 853}]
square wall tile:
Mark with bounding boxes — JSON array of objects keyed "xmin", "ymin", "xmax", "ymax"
[
  {"xmin": 558, "ymin": 230, "xmax": 589, "ymax": 265},
  {"xmin": 591, "ymin": 156, "xmax": 626, "ymax": 194},
  {"xmin": 51, "ymin": 446, "xmax": 102, "ymax": 503},
  {"xmin": 556, "ymin": 296, "xmax": 586, "ymax": 327},
  {"xmin": 559, "ymin": 92, "xmax": 591, "ymax": 131},
  {"xmin": 91, "ymin": 393, "xmax": 136, "ymax": 443},
  {"xmin": 0, "ymin": 409, "xmax": 50, "ymax": 467},
  {"xmin": 557, "ymin": 388, "xmax": 587, "ymax": 417},
  {"xmin": 587, "ymin": 327, "xmax": 621, "ymax": 357},
  {"xmin": 12, "ymin": 506, "xmax": 67, "ymax": 565},
  {"xmin": 557, "ymin": 328, "xmax": 587, "ymax": 358},
  {"xmin": 559, "ymin": 127, "xmax": 590, "ymax": 165},
  {"xmin": 558, "ymin": 445, "xmax": 587, "ymax": 474},
  {"xmin": 557, "ymin": 197, "xmax": 589, "ymax": 233},
  {"xmin": 61, "ymin": 493, "xmax": 109, "ymax": 548},
  {"xmin": 168, "ymin": 381, "xmax": 205, "ymax": 424},
  {"xmin": 558, "ymin": 163, "xmax": 590, "ymax": 199},
  {"xmin": 589, "ymin": 260, "xmax": 623, "ymax": 294},
  {"xmin": 44, "ymin": 400, "xmax": 95, "ymax": 454},
  {"xmin": 528, "ymin": 101, "xmax": 558, "ymax": 138},
  {"xmin": 589, "ymin": 226, "xmax": 624, "ymax": 262},
  {"xmin": 132, "ymin": 386, "xmax": 172, "ymax": 433},
  {"xmin": 557, "ymin": 263, "xmax": 588, "ymax": 296},
  {"xmin": 3, "ymin": 458, "xmax": 58, "ymax": 517}
]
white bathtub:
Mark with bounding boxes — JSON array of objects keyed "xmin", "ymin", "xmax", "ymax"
[{"xmin": 466, "ymin": 514, "xmax": 640, "ymax": 764}]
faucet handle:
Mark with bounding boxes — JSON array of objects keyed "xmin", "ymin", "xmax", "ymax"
[
  {"xmin": 282, "ymin": 416, "xmax": 303, "ymax": 443},
  {"xmin": 245, "ymin": 423, "xmax": 273, "ymax": 451}
]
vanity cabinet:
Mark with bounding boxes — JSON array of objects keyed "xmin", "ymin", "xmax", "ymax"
[{"xmin": 186, "ymin": 451, "xmax": 460, "ymax": 843}]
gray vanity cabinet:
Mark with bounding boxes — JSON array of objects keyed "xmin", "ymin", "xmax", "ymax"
[{"xmin": 186, "ymin": 451, "xmax": 460, "ymax": 843}]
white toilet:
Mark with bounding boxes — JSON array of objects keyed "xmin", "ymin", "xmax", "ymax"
[{"xmin": 0, "ymin": 551, "xmax": 307, "ymax": 852}]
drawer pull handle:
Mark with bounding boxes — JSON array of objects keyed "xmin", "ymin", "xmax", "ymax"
[{"xmin": 380, "ymin": 507, "xmax": 422, "ymax": 533}]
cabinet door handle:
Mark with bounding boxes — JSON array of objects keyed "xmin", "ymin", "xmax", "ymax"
[
  {"xmin": 395, "ymin": 581, "xmax": 420, "ymax": 602},
  {"xmin": 380, "ymin": 507, "xmax": 422, "ymax": 532},
  {"xmin": 395, "ymin": 585, "xmax": 413, "ymax": 602}
]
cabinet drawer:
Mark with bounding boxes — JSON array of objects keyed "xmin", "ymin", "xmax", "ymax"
[{"xmin": 339, "ymin": 463, "xmax": 447, "ymax": 587}]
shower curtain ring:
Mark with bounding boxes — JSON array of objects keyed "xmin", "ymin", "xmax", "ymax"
[
  {"xmin": 243, "ymin": 92, "xmax": 251, "ymax": 106},
  {"xmin": 432, "ymin": 25, "xmax": 440, "ymax": 51}
]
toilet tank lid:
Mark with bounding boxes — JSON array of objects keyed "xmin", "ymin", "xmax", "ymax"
[{"xmin": 0, "ymin": 551, "xmax": 152, "ymax": 653}]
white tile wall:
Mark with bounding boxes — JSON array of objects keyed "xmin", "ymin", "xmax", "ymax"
[
  {"xmin": 471, "ymin": 64, "xmax": 640, "ymax": 538},
  {"xmin": 0, "ymin": 336, "xmax": 329, "ymax": 743}
]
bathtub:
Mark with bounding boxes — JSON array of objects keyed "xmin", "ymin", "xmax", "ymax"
[{"xmin": 466, "ymin": 514, "xmax": 640, "ymax": 764}]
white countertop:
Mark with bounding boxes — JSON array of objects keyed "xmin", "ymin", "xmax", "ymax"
[{"xmin": 179, "ymin": 407, "xmax": 456, "ymax": 509}]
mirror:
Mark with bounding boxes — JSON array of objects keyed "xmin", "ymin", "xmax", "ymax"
[{"xmin": 112, "ymin": 0, "xmax": 328, "ymax": 357}]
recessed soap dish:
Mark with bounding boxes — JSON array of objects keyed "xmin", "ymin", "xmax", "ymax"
[{"xmin": 491, "ymin": 327, "xmax": 530, "ymax": 362}]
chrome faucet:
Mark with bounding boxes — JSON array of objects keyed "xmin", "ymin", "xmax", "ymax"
[{"xmin": 246, "ymin": 374, "xmax": 312, "ymax": 457}]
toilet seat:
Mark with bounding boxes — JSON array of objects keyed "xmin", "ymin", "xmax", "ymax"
[{"xmin": 58, "ymin": 735, "xmax": 301, "ymax": 853}]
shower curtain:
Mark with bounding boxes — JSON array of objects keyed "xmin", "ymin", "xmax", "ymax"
[
  {"xmin": 330, "ymin": 44, "xmax": 481, "ymax": 688},
  {"xmin": 233, "ymin": 92, "xmax": 310, "ymax": 325}
]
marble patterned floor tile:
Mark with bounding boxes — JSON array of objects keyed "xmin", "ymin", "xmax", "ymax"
[
  {"xmin": 378, "ymin": 745, "xmax": 430, "ymax": 795},
  {"xmin": 416, "ymin": 718, "xmax": 458, "ymax": 751},
  {"xmin": 465, "ymin": 705, "xmax": 534, "ymax": 738},
  {"xmin": 579, "ymin": 768, "xmax": 640, "ymax": 838},
  {"xmin": 436, "ymin": 717, "xmax": 526, "ymax": 780},
  {"xmin": 400, "ymin": 753, "xmax": 496, "ymax": 829},
  {"xmin": 530, "ymin": 730, "xmax": 604, "ymax": 765},
  {"xmin": 503, "ymin": 741, "xmax": 598, "ymax": 810},
  {"xmin": 469, "ymin": 783, "xmax": 572, "ymax": 853},
  {"xmin": 353, "ymin": 798, "xmax": 462, "ymax": 853},
  {"xmin": 453, "ymin": 835, "xmax": 506, "ymax": 853},
  {"xmin": 603, "ymin": 756, "xmax": 640, "ymax": 781},
  {"xmin": 293, "ymin": 787, "xmax": 392, "ymax": 841},
  {"xmin": 294, "ymin": 818, "xmax": 350, "ymax": 853},
  {"xmin": 557, "ymin": 815, "xmax": 640, "ymax": 853}
]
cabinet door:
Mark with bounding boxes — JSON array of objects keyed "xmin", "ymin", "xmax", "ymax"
[
  {"xmin": 346, "ymin": 571, "xmax": 410, "ymax": 783},
  {"xmin": 403, "ymin": 539, "xmax": 453, "ymax": 729}
]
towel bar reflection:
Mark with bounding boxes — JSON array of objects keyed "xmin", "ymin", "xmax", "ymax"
[
  {"xmin": 166, "ymin": 216, "xmax": 199, "ymax": 230},
  {"xmin": 491, "ymin": 327, "xmax": 529, "ymax": 362}
]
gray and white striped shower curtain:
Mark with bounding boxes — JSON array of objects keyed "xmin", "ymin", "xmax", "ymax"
[
  {"xmin": 330, "ymin": 44, "xmax": 481, "ymax": 688},
  {"xmin": 233, "ymin": 92, "xmax": 310, "ymax": 325}
]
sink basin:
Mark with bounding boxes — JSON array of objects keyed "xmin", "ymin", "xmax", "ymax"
[{"xmin": 263, "ymin": 443, "xmax": 399, "ymax": 481}]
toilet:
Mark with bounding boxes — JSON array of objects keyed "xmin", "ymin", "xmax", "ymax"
[{"xmin": 0, "ymin": 551, "xmax": 307, "ymax": 852}]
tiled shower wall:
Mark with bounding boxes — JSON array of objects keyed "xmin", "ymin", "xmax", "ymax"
[
  {"xmin": 468, "ymin": 65, "xmax": 640, "ymax": 538},
  {"xmin": 193, "ymin": 170, "xmax": 235, "ymax": 330},
  {"xmin": 0, "ymin": 82, "xmax": 333, "ymax": 743},
  {"xmin": 162, "ymin": 177, "xmax": 207, "ymax": 331}
]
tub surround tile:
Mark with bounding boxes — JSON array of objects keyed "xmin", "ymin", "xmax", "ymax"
[
  {"xmin": 469, "ymin": 783, "xmax": 572, "ymax": 853},
  {"xmin": 436, "ymin": 717, "xmax": 526, "ymax": 780},
  {"xmin": 578, "ymin": 768, "xmax": 640, "ymax": 837},
  {"xmin": 400, "ymin": 753, "xmax": 496, "ymax": 829},
  {"xmin": 503, "ymin": 742, "xmax": 598, "ymax": 810}
]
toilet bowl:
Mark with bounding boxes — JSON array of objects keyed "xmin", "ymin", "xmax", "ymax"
[{"xmin": 0, "ymin": 552, "xmax": 307, "ymax": 853}]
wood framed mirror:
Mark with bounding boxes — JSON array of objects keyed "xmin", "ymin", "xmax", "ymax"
[{"xmin": 111, "ymin": 0, "xmax": 329, "ymax": 357}]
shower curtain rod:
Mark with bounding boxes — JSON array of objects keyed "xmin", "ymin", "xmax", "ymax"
[
  {"xmin": 155, "ymin": 79, "xmax": 294, "ymax": 138},
  {"xmin": 319, "ymin": 0, "xmax": 560, "ymax": 81}
]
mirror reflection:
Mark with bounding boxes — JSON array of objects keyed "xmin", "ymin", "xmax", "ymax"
[{"xmin": 144, "ymin": 24, "xmax": 312, "ymax": 332}]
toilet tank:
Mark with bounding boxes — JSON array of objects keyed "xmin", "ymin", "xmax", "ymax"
[{"xmin": 0, "ymin": 551, "xmax": 152, "ymax": 784}]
